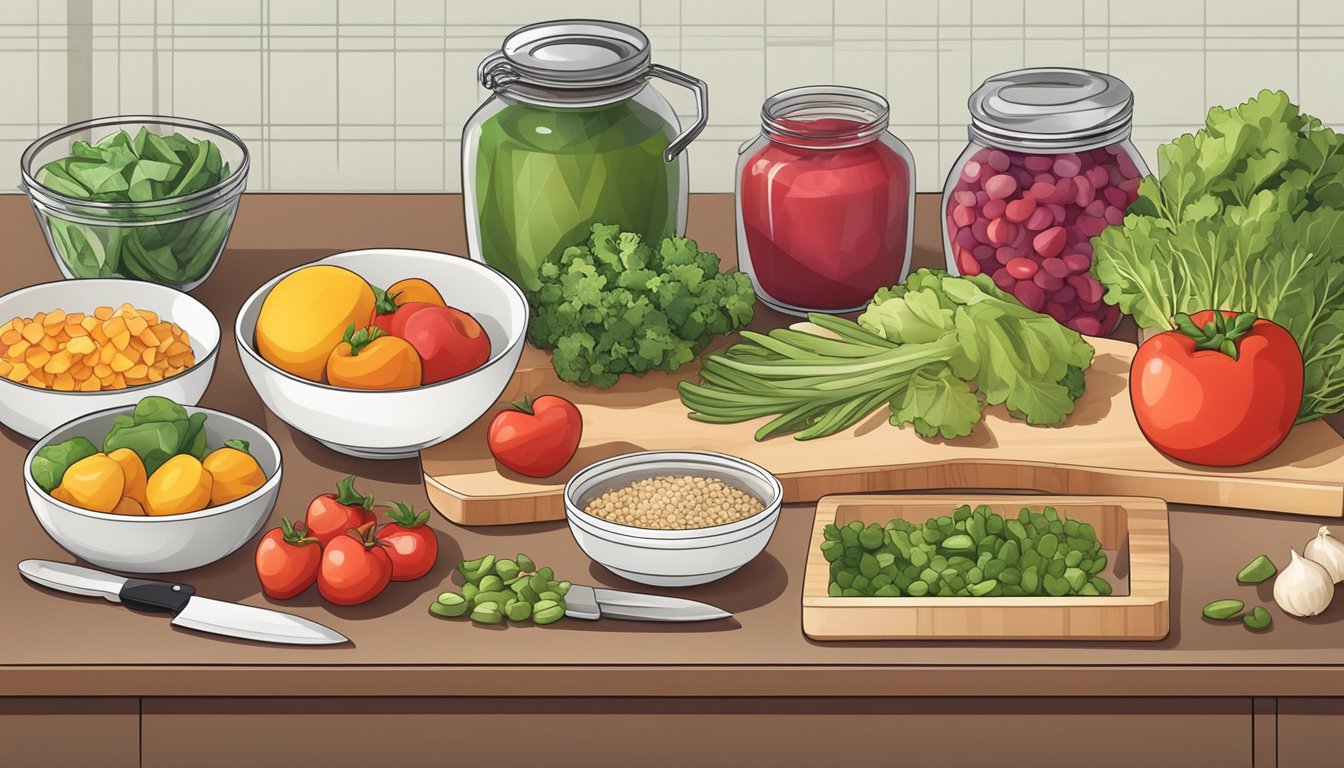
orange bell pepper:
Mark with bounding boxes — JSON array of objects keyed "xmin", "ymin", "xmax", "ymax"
[{"xmin": 325, "ymin": 324, "xmax": 423, "ymax": 391}]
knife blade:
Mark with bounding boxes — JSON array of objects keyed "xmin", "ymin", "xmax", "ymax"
[
  {"xmin": 18, "ymin": 560, "xmax": 348, "ymax": 646},
  {"xmin": 564, "ymin": 584, "xmax": 731, "ymax": 622}
]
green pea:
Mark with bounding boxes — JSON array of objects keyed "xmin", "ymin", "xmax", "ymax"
[
  {"xmin": 1064, "ymin": 550, "xmax": 1083, "ymax": 568},
  {"xmin": 836, "ymin": 570, "xmax": 855, "ymax": 589},
  {"xmin": 1046, "ymin": 559, "xmax": 1067, "ymax": 578},
  {"xmin": 1237, "ymin": 555, "xmax": 1277, "ymax": 584},
  {"xmin": 539, "ymin": 591, "xmax": 563, "ymax": 603},
  {"xmin": 1243, "ymin": 606, "xmax": 1272, "ymax": 630},
  {"xmin": 967, "ymin": 566, "xmax": 984, "ymax": 584},
  {"xmin": 859, "ymin": 525, "xmax": 884, "ymax": 550},
  {"xmin": 874, "ymin": 584, "xmax": 902, "ymax": 597},
  {"xmin": 984, "ymin": 559, "xmax": 1006, "ymax": 580},
  {"xmin": 1092, "ymin": 552, "xmax": 1108, "ymax": 572},
  {"xmin": 907, "ymin": 581, "xmax": 929, "ymax": 597},
  {"xmin": 476, "ymin": 590, "xmax": 513, "ymax": 606},
  {"xmin": 430, "ymin": 593, "xmax": 469, "ymax": 618},
  {"xmin": 516, "ymin": 553, "xmax": 535, "ymax": 573},
  {"xmin": 1043, "ymin": 574, "xmax": 1070, "ymax": 597},
  {"xmin": 470, "ymin": 601, "xmax": 504, "ymax": 624},
  {"xmin": 840, "ymin": 527, "xmax": 859, "ymax": 547},
  {"xmin": 461, "ymin": 583, "xmax": 479, "ymax": 602},
  {"xmin": 1037, "ymin": 533, "xmax": 1059, "ymax": 558},
  {"xmin": 505, "ymin": 599, "xmax": 533, "ymax": 622},
  {"xmin": 860, "ymin": 553, "xmax": 880, "ymax": 578},
  {"xmin": 821, "ymin": 541, "xmax": 844, "ymax": 562},
  {"xmin": 852, "ymin": 575, "xmax": 871, "ymax": 593},
  {"xmin": 1080, "ymin": 584, "xmax": 1100, "ymax": 596},
  {"xmin": 529, "ymin": 574, "xmax": 551, "ymax": 594},
  {"xmin": 1064, "ymin": 567, "xmax": 1087, "ymax": 592},
  {"xmin": 1064, "ymin": 519, "xmax": 1080, "ymax": 537},
  {"xmin": 942, "ymin": 534, "xmax": 974, "ymax": 552},
  {"xmin": 841, "ymin": 588, "xmax": 863, "ymax": 597},
  {"xmin": 999, "ymin": 567, "xmax": 1021, "ymax": 586},
  {"xmin": 536, "ymin": 567, "xmax": 554, "ymax": 581},
  {"xmin": 533, "ymin": 599, "xmax": 566, "ymax": 625},
  {"xmin": 478, "ymin": 575, "xmax": 504, "ymax": 593},
  {"xmin": 909, "ymin": 548, "xmax": 929, "ymax": 567},
  {"xmin": 1021, "ymin": 567, "xmax": 1039, "ymax": 595},
  {"xmin": 930, "ymin": 555, "xmax": 948, "ymax": 572},
  {"xmin": 1006, "ymin": 520, "xmax": 1027, "ymax": 541},
  {"xmin": 476, "ymin": 555, "xmax": 497, "ymax": 577},
  {"xmin": 997, "ymin": 540, "xmax": 1020, "ymax": 565},
  {"xmin": 1202, "ymin": 599, "xmax": 1244, "ymax": 621},
  {"xmin": 968, "ymin": 579, "xmax": 998, "ymax": 596},
  {"xmin": 554, "ymin": 580, "xmax": 571, "ymax": 596},
  {"xmin": 495, "ymin": 559, "xmax": 521, "ymax": 582},
  {"xmin": 828, "ymin": 582, "xmax": 842, "ymax": 597},
  {"xmin": 1089, "ymin": 577, "xmax": 1113, "ymax": 596}
]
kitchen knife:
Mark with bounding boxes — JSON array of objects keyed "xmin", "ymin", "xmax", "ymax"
[
  {"xmin": 563, "ymin": 584, "xmax": 731, "ymax": 622},
  {"xmin": 18, "ymin": 560, "xmax": 348, "ymax": 646}
]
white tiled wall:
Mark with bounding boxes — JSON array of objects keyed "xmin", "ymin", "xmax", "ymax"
[{"xmin": 2, "ymin": 0, "xmax": 1335, "ymax": 192}]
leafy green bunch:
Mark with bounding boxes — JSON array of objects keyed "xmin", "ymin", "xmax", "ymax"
[
  {"xmin": 1091, "ymin": 89, "xmax": 1344, "ymax": 422},
  {"xmin": 524, "ymin": 223, "xmax": 756, "ymax": 387},
  {"xmin": 679, "ymin": 270, "xmax": 1094, "ymax": 441},
  {"xmin": 38, "ymin": 127, "xmax": 235, "ymax": 285}
]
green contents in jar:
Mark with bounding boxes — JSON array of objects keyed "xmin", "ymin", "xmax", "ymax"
[
  {"xmin": 822, "ymin": 505, "xmax": 1112, "ymax": 597},
  {"xmin": 472, "ymin": 99, "xmax": 680, "ymax": 287},
  {"xmin": 37, "ymin": 128, "xmax": 235, "ymax": 286}
]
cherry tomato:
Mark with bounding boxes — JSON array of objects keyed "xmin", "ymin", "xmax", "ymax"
[
  {"xmin": 487, "ymin": 395, "xmax": 583, "ymax": 478},
  {"xmin": 254, "ymin": 517, "xmax": 321, "ymax": 600},
  {"xmin": 305, "ymin": 475, "xmax": 376, "ymax": 546},
  {"xmin": 318, "ymin": 522, "xmax": 393, "ymax": 606},
  {"xmin": 397, "ymin": 305, "xmax": 492, "ymax": 384},
  {"xmin": 1131, "ymin": 310, "xmax": 1303, "ymax": 467},
  {"xmin": 375, "ymin": 501, "xmax": 438, "ymax": 581}
]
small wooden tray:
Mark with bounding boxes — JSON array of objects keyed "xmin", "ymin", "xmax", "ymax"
[{"xmin": 802, "ymin": 494, "xmax": 1170, "ymax": 641}]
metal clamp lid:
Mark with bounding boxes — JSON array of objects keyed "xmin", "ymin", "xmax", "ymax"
[{"xmin": 478, "ymin": 20, "xmax": 708, "ymax": 162}]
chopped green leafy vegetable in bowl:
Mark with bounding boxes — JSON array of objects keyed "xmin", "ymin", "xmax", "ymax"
[
  {"xmin": 20, "ymin": 117, "xmax": 249, "ymax": 291},
  {"xmin": 679, "ymin": 269, "xmax": 1094, "ymax": 441},
  {"xmin": 523, "ymin": 223, "xmax": 756, "ymax": 387},
  {"xmin": 1092, "ymin": 90, "xmax": 1344, "ymax": 422}
]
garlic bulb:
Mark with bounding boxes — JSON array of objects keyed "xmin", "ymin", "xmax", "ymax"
[
  {"xmin": 1304, "ymin": 526, "xmax": 1344, "ymax": 583},
  {"xmin": 1274, "ymin": 548, "xmax": 1335, "ymax": 617}
]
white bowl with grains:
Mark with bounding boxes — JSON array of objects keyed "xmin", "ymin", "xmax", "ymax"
[{"xmin": 563, "ymin": 451, "xmax": 784, "ymax": 587}]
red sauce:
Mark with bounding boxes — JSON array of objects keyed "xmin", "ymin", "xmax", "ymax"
[{"xmin": 739, "ymin": 117, "xmax": 912, "ymax": 312}]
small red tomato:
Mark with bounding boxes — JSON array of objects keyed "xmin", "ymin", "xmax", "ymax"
[
  {"xmin": 254, "ymin": 517, "xmax": 321, "ymax": 600},
  {"xmin": 305, "ymin": 475, "xmax": 376, "ymax": 546},
  {"xmin": 370, "ymin": 295, "xmax": 439, "ymax": 338},
  {"xmin": 375, "ymin": 501, "xmax": 438, "ymax": 581},
  {"xmin": 318, "ymin": 522, "xmax": 393, "ymax": 606},
  {"xmin": 487, "ymin": 395, "xmax": 583, "ymax": 478},
  {"xmin": 397, "ymin": 305, "xmax": 492, "ymax": 383},
  {"xmin": 1131, "ymin": 310, "xmax": 1303, "ymax": 467}
]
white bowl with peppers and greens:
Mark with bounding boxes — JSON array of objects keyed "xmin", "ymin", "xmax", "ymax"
[{"xmin": 20, "ymin": 116, "xmax": 248, "ymax": 292}]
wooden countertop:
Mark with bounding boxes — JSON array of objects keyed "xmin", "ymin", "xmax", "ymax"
[{"xmin": 3, "ymin": 192, "xmax": 1344, "ymax": 699}]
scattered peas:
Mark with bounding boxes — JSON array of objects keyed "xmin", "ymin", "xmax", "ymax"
[
  {"xmin": 428, "ymin": 553, "xmax": 569, "ymax": 628},
  {"xmin": 1243, "ymin": 606, "xmax": 1272, "ymax": 631},
  {"xmin": 823, "ymin": 505, "xmax": 1112, "ymax": 598},
  {"xmin": 1202, "ymin": 599, "xmax": 1245, "ymax": 621},
  {"xmin": 1237, "ymin": 555, "xmax": 1277, "ymax": 584}
]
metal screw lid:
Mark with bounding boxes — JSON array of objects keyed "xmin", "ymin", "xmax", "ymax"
[{"xmin": 967, "ymin": 67, "xmax": 1135, "ymax": 151}]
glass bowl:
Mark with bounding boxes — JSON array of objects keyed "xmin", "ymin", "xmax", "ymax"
[{"xmin": 19, "ymin": 116, "xmax": 250, "ymax": 292}]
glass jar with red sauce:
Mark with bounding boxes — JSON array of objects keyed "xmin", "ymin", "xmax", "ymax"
[{"xmin": 736, "ymin": 86, "xmax": 915, "ymax": 315}]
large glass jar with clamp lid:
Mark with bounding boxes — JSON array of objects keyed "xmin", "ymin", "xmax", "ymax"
[{"xmin": 464, "ymin": 20, "xmax": 708, "ymax": 288}]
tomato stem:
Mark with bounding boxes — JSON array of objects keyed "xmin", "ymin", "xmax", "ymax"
[
  {"xmin": 342, "ymin": 324, "xmax": 386, "ymax": 356},
  {"xmin": 334, "ymin": 475, "xmax": 375, "ymax": 509},
  {"xmin": 385, "ymin": 501, "xmax": 430, "ymax": 528},
  {"xmin": 1174, "ymin": 311, "xmax": 1258, "ymax": 361},
  {"xmin": 279, "ymin": 517, "xmax": 320, "ymax": 546},
  {"xmin": 509, "ymin": 394, "xmax": 535, "ymax": 415},
  {"xmin": 371, "ymin": 285, "xmax": 403, "ymax": 316},
  {"xmin": 347, "ymin": 520, "xmax": 387, "ymax": 549}
]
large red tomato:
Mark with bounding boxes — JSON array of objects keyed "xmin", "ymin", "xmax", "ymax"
[
  {"xmin": 1130, "ymin": 310, "xmax": 1303, "ymax": 467},
  {"xmin": 487, "ymin": 395, "xmax": 583, "ymax": 478}
]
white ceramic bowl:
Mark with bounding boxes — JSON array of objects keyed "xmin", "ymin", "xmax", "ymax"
[
  {"xmin": 235, "ymin": 249, "xmax": 528, "ymax": 459},
  {"xmin": 24, "ymin": 405, "xmax": 282, "ymax": 574},
  {"xmin": 0, "ymin": 279, "xmax": 220, "ymax": 440},
  {"xmin": 564, "ymin": 451, "xmax": 784, "ymax": 587}
]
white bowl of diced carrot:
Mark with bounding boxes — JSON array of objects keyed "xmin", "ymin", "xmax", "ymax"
[{"xmin": 0, "ymin": 279, "xmax": 219, "ymax": 439}]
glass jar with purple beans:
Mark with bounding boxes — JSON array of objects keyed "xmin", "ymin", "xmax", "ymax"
[{"xmin": 942, "ymin": 67, "xmax": 1148, "ymax": 336}]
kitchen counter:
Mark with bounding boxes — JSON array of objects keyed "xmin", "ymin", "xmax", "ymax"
[{"xmin": 2, "ymin": 193, "xmax": 1341, "ymax": 767}]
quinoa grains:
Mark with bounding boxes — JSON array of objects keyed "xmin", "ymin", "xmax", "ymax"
[{"xmin": 584, "ymin": 475, "xmax": 765, "ymax": 530}]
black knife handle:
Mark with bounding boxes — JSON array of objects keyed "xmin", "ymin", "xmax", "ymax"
[{"xmin": 120, "ymin": 579, "xmax": 196, "ymax": 615}]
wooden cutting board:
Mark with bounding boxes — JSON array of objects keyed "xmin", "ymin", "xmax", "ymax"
[
  {"xmin": 420, "ymin": 337, "xmax": 1344, "ymax": 525},
  {"xmin": 801, "ymin": 494, "xmax": 1170, "ymax": 641}
]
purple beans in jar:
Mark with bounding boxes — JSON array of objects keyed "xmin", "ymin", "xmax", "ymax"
[{"xmin": 942, "ymin": 67, "xmax": 1149, "ymax": 336}]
